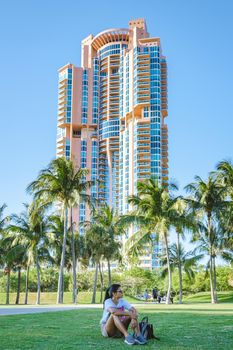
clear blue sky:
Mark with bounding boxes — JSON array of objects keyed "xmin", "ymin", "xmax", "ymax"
[{"xmin": 1, "ymin": 0, "xmax": 233, "ymax": 216}]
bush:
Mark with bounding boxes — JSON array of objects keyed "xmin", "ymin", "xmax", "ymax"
[{"xmin": 0, "ymin": 265, "xmax": 232, "ymax": 295}]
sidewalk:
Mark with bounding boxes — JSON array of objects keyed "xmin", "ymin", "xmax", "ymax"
[
  {"xmin": 0, "ymin": 302, "xmax": 152, "ymax": 316},
  {"xmin": 0, "ymin": 304, "xmax": 102, "ymax": 316}
]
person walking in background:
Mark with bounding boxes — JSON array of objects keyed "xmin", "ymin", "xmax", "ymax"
[
  {"xmin": 152, "ymin": 288, "xmax": 157, "ymax": 301},
  {"xmin": 143, "ymin": 289, "xmax": 149, "ymax": 301},
  {"xmin": 100, "ymin": 284, "xmax": 147, "ymax": 345},
  {"xmin": 157, "ymin": 290, "xmax": 161, "ymax": 304}
]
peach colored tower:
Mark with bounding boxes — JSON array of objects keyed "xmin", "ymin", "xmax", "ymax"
[{"xmin": 56, "ymin": 19, "xmax": 168, "ymax": 268}]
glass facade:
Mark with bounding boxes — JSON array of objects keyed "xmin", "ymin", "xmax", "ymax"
[
  {"xmin": 81, "ymin": 69, "xmax": 88, "ymax": 124},
  {"xmin": 56, "ymin": 19, "xmax": 168, "ymax": 269}
]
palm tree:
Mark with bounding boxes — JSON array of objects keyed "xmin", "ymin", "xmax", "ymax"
[
  {"xmin": 193, "ymin": 221, "xmax": 233, "ymax": 297},
  {"xmin": 0, "ymin": 204, "xmax": 14, "ymax": 304},
  {"xmin": 124, "ymin": 178, "xmax": 186, "ymax": 304},
  {"xmin": 47, "ymin": 214, "xmax": 64, "ymax": 269},
  {"xmin": 91, "ymin": 204, "xmax": 122, "ymax": 285},
  {"xmin": 126, "ymin": 241, "xmax": 147, "ymax": 267},
  {"xmin": 0, "ymin": 204, "xmax": 8, "ymax": 232},
  {"xmin": 48, "ymin": 214, "xmax": 89, "ymax": 298},
  {"xmin": 216, "ymin": 159, "xmax": 233, "ymax": 199},
  {"xmin": 0, "ymin": 236, "xmax": 16, "ymax": 305},
  {"xmin": 216, "ymin": 159, "xmax": 233, "ymax": 254},
  {"xmin": 170, "ymin": 197, "xmax": 201, "ymax": 303},
  {"xmin": 12, "ymin": 244, "xmax": 27, "ymax": 304},
  {"xmin": 27, "ymin": 157, "xmax": 92, "ymax": 304},
  {"xmin": 85, "ymin": 224, "xmax": 105, "ymax": 303},
  {"xmin": 0, "ymin": 204, "xmax": 8, "ymax": 267},
  {"xmin": 185, "ymin": 174, "xmax": 227, "ymax": 303},
  {"xmin": 8, "ymin": 202, "xmax": 50, "ymax": 305},
  {"xmin": 161, "ymin": 242, "xmax": 203, "ymax": 303},
  {"xmin": 0, "ymin": 230, "xmax": 27, "ymax": 305}
]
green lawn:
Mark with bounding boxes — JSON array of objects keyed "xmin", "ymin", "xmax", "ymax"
[
  {"xmin": 0, "ymin": 304, "xmax": 232, "ymax": 350},
  {"xmin": 182, "ymin": 291, "xmax": 233, "ymax": 303},
  {"xmin": 0, "ymin": 291, "xmax": 138, "ymax": 305},
  {"xmin": 1, "ymin": 291, "xmax": 233, "ymax": 305}
]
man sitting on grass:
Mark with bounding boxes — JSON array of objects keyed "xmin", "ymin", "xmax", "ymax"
[{"xmin": 100, "ymin": 283, "xmax": 147, "ymax": 345}]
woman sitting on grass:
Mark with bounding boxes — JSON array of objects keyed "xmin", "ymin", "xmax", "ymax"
[{"xmin": 100, "ymin": 283, "xmax": 147, "ymax": 345}]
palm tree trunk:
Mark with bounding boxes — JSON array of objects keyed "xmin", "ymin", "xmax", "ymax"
[
  {"xmin": 36, "ymin": 253, "xmax": 41, "ymax": 305},
  {"xmin": 15, "ymin": 266, "xmax": 21, "ymax": 304},
  {"xmin": 209, "ymin": 255, "xmax": 215, "ymax": 304},
  {"xmin": 178, "ymin": 263, "xmax": 183, "ymax": 304},
  {"xmin": 57, "ymin": 207, "xmax": 68, "ymax": 304},
  {"xmin": 61, "ymin": 273, "xmax": 64, "ymax": 302},
  {"xmin": 177, "ymin": 233, "xmax": 183, "ymax": 304},
  {"xmin": 107, "ymin": 259, "xmax": 112, "ymax": 286},
  {"xmin": 208, "ymin": 215, "xmax": 215, "ymax": 304},
  {"xmin": 24, "ymin": 264, "xmax": 30, "ymax": 305},
  {"xmin": 5, "ymin": 269, "xmax": 10, "ymax": 305},
  {"xmin": 164, "ymin": 232, "xmax": 172, "ymax": 304},
  {"xmin": 213, "ymin": 256, "xmax": 218, "ymax": 303},
  {"xmin": 99, "ymin": 262, "xmax": 104, "ymax": 303},
  {"xmin": 92, "ymin": 263, "xmax": 98, "ymax": 304},
  {"xmin": 70, "ymin": 208, "xmax": 77, "ymax": 304}
]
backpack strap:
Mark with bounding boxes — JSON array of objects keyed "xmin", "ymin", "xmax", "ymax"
[{"xmin": 140, "ymin": 316, "xmax": 148, "ymax": 323}]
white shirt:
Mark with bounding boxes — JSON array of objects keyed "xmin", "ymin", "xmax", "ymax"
[{"xmin": 100, "ymin": 298, "xmax": 133, "ymax": 324}]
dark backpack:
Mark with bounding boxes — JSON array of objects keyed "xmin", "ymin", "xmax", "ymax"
[{"xmin": 139, "ymin": 316, "xmax": 160, "ymax": 340}]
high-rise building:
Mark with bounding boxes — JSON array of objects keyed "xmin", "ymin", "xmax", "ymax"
[{"xmin": 56, "ymin": 19, "xmax": 168, "ymax": 269}]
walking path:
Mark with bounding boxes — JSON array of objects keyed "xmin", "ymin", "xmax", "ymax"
[
  {"xmin": 0, "ymin": 302, "xmax": 154, "ymax": 316},
  {"xmin": 0, "ymin": 304, "xmax": 103, "ymax": 316}
]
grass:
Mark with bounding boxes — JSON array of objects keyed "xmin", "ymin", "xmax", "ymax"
[
  {"xmin": 0, "ymin": 291, "xmax": 138, "ymax": 305},
  {"xmin": 0, "ymin": 304, "xmax": 232, "ymax": 349},
  {"xmin": 182, "ymin": 291, "xmax": 233, "ymax": 303},
  {"xmin": 1, "ymin": 291, "xmax": 233, "ymax": 305}
]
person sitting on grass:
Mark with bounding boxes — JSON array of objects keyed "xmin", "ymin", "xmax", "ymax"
[{"xmin": 100, "ymin": 283, "xmax": 147, "ymax": 345}]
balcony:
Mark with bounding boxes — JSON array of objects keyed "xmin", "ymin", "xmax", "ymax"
[
  {"xmin": 58, "ymin": 90, "xmax": 66, "ymax": 98},
  {"xmin": 137, "ymin": 149, "xmax": 150, "ymax": 154},
  {"xmin": 138, "ymin": 143, "xmax": 151, "ymax": 150},
  {"xmin": 138, "ymin": 64, "xmax": 150, "ymax": 70},
  {"xmin": 58, "ymin": 79, "xmax": 68, "ymax": 87},
  {"xmin": 137, "ymin": 136, "xmax": 150, "ymax": 141},
  {"xmin": 110, "ymin": 96, "xmax": 119, "ymax": 101},
  {"xmin": 110, "ymin": 80, "xmax": 119, "ymax": 85},
  {"xmin": 137, "ymin": 76, "xmax": 150, "ymax": 83},
  {"xmin": 110, "ymin": 90, "xmax": 119, "ymax": 96},
  {"xmin": 109, "ymin": 100, "xmax": 119, "ymax": 106},
  {"xmin": 137, "ymin": 87, "xmax": 150, "ymax": 93},
  {"xmin": 138, "ymin": 168, "xmax": 150, "ymax": 174},
  {"xmin": 137, "ymin": 123, "xmax": 150, "ymax": 129},
  {"xmin": 138, "ymin": 69, "xmax": 150, "ymax": 75},
  {"xmin": 100, "ymin": 80, "xmax": 108, "ymax": 88},
  {"xmin": 137, "ymin": 162, "xmax": 150, "ymax": 166}
]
